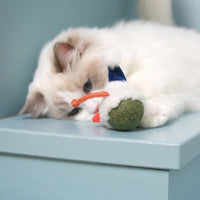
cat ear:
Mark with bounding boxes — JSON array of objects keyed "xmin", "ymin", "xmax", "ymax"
[
  {"xmin": 54, "ymin": 42, "xmax": 74, "ymax": 73},
  {"xmin": 19, "ymin": 92, "xmax": 47, "ymax": 118}
]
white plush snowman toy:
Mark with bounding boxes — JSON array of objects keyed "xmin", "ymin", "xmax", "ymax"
[{"xmin": 71, "ymin": 49, "xmax": 146, "ymax": 131}]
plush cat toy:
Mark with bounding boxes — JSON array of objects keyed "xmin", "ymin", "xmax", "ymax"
[{"xmin": 71, "ymin": 49, "xmax": 146, "ymax": 131}]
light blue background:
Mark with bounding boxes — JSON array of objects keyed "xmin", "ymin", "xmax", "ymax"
[
  {"xmin": 173, "ymin": 0, "xmax": 200, "ymax": 31},
  {"xmin": 0, "ymin": 0, "xmax": 200, "ymax": 117},
  {"xmin": 0, "ymin": 0, "xmax": 135, "ymax": 117}
]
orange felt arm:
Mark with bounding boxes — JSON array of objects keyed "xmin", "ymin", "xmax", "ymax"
[
  {"xmin": 92, "ymin": 112, "xmax": 101, "ymax": 122},
  {"xmin": 71, "ymin": 91, "xmax": 109, "ymax": 107}
]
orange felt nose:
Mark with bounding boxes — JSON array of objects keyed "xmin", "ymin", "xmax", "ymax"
[
  {"xmin": 71, "ymin": 99, "xmax": 79, "ymax": 107},
  {"xmin": 71, "ymin": 91, "xmax": 109, "ymax": 107}
]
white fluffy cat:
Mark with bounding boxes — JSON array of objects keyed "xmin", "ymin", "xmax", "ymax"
[{"xmin": 20, "ymin": 20, "xmax": 200, "ymax": 128}]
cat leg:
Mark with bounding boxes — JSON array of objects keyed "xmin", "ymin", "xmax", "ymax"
[{"xmin": 140, "ymin": 93, "xmax": 186, "ymax": 128}]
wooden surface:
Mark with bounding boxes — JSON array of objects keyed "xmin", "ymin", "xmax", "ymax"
[
  {"xmin": 0, "ymin": 153, "xmax": 169, "ymax": 200},
  {"xmin": 169, "ymin": 155, "xmax": 200, "ymax": 200},
  {"xmin": 0, "ymin": 113, "xmax": 200, "ymax": 169},
  {"xmin": 0, "ymin": 113, "xmax": 200, "ymax": 200}
]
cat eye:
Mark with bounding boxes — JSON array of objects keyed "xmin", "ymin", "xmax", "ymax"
[
  {"xmin": 68, "ymin": 107, "xmax": 81, "ymax": 116},
  {"xmin": 83, "ymin": 79, "xmax": 92, "ymax": 93}
]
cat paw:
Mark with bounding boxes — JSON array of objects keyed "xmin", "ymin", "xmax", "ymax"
[
  {"xmin": 139, "ymin": 113, "xmax": 169, "ymax": 128},
  {"xmin": 139, "ymin": 99, "xmax": 171, "ymax": 128}
]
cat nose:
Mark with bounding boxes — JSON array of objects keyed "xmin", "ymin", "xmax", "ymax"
[
  {"xmin": 94, "ymin": 104, "xmax": 99, "ymax": 114},
  {"xmin": 81, "ymin": 99, "xmax": 100, "ymax": 114}
]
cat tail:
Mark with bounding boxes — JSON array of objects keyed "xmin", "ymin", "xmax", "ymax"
[{"xmin": 137, "ymin": 0, "xmax": 174, "ymax": 25}]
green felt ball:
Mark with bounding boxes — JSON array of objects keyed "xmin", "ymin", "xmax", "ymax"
[{"xmin": 108, "ymin": 99, "xmax": 144, "ymax": 131}]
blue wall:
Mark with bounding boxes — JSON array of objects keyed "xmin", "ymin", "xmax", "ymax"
[
  {"xmin": 0, "ymin": 0, "xmax": 131, "ymax": 117},
  {"xmin": 1, "ymin": 0, "xmax": 200, "ymax": 117},
  {"xmin": 173, "ymin": 0, "xmax": 200, "ymax": 32}
]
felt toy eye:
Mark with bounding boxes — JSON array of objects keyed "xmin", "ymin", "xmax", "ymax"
[
  {"xmin": 83, "ymin": 79, "xmax": 92, "ymax": 93},
  {"xmin": 68, "ymin": 107, "xmax": 81, "ymax": 116}
]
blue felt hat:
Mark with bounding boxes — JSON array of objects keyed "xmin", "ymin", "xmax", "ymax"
[{"xmin": 108, "ymin": 66, "xmax": 127, "ymax": 82}]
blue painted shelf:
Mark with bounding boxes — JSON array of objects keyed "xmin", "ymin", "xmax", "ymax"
[
  {"xmin": 0, "ymin": 113, "xmax": 200, "ymax": 169},
  {"xmin": 0, "ymin": 113, "xmax": 200, "ymax": 200}
]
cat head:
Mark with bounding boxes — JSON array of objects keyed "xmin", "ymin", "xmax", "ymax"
[{"xmin": 20, "ymin": 28, "xmax": 108, "ymax": 120}]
